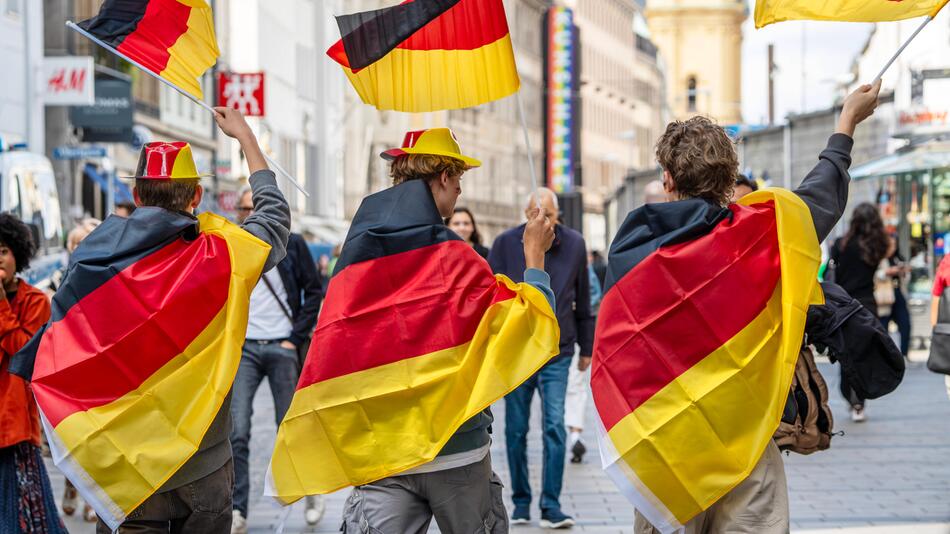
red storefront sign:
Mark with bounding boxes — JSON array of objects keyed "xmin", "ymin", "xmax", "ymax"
[{"xmin": 217, "ymin": 72, "xmax": 265, "ymax": 117}]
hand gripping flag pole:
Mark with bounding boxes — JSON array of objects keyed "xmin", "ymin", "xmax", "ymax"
[{"xmin": 66, "ymin": 21, "xmax": 309, "ymax": 198}]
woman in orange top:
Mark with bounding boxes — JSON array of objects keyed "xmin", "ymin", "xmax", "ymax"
[{"xmin": 0, "ymin": 213, "xmax": 64, "ymax": 533}]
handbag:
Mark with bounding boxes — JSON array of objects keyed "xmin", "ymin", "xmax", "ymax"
[
  {"xmin": 929, "ymin": 289, "xmax": 950, "ymax": 375},
  {"xmin": 873, "ymin": 261, "xmax": 896, "ymax": 317},
  {"xmin": 261, "ymin": 273, "xmax": 312, "ymax": 371}
]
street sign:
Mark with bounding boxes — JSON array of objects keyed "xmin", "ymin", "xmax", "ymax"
[
  {"xmin": 70, "ymin": 78, "xmax": 134, "ymax": 143},
  {"xmin": 42, "ymin": 56, "xmax": 95, "ymax": 106},
  {"xmin": 53, "ymin": 146, "xmax": 107, "ymax": 160},
  {"xmin": 218, "ymin": 72, "xmax": 265, "ymax": 117}
]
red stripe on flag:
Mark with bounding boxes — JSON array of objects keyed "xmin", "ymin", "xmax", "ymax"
[
  {"xmin": 116, "ymin": 0, "xmax": 193, "ymax": 75},
  {"xmin": 397, "ymin": 0, "xmax": 510, "ymax": 52},
  {"xmin": 298, "ymin": 240, "xmax": 515, "ymax": 389},
  {"xmin": 32, "ymin": 233, "xmax": 232, "ymax": 428},
  {"xmin": 591, "ymin": 202, "xmax": 781, "ymax": 430}
]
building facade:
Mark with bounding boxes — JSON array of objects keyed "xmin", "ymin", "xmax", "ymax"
[{"xmin": 646, "ymin": 0, "xmax": 744, "ymax": 124}]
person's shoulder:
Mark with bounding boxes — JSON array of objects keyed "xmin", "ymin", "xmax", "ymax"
[
  {"xmin": 17, "ymin": 279, "xmax": 49, "ymax": 306},
  {"xmin": 495, "ymin": 225, "xmax": 526, "ymax": 242}
]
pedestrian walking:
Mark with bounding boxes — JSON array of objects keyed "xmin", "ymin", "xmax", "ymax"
[
  {"xmin": 618, "ymin": 80, "xmax": 881, "ymax": 533},
  {"xmin": 488, "ymin": 187, "xmax": 594, "ymax": 529},
  {"xmin": 590, "ymin": 251, "xmax": 607, "ymax": 290},
  {"xmin": 830, "ymin": 202, "xmax": 891, "ymax": 422},
  {"xmin": 0, "ymin": 213, "xmax": 65, "ymax": 534},
  {"xmin": 446, "ymin": 207, "xmax": 491, "ymax": 259},
  {"xmin": 327, "ymin": 127, "xmax": 556, "ymax": 534},
  {"xmin": 565, "ymin": 263, "xmax": 602, "ymax": 463},
  {"xmin": 229, "ymin": 188, "xmax": 324, "ymax": 533},
  {"xmin": 880, "ymin": 236, "xmax": 912, "ymax": 358}
]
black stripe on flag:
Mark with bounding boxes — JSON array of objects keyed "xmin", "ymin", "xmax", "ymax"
[{"xmin": 77, "ymin": 0, "xmax": 150, "ymax": 48}]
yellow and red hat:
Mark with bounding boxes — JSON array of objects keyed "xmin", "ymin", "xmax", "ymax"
[
  {"xmin": 381, "ymin": 128, "xmax": 481, "ymax": 168},
  {"xmin": 129, "ymin": 142, "xmax": 211, "ymax": 180}
]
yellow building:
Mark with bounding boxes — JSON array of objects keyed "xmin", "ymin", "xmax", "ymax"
[{"xmin": 646, "ymin": 0, "xmax": 745, "ymax": 124}]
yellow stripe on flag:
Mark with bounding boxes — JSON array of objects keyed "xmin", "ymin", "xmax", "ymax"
[
  {"xmin": 46, "ymin": 214, "xmax": 268, "ymax": 529},
  {"xmin": 267, "ymin": 276, "xmax": 559, "ymax": 502},
  {"xmin": 161, "ymin": 2, "xmax": 220, "ymax": 99},
  {"xmin": 755, "ymin": 0, "xmax": 948, "ymax": 28},
  {"xmin": 602, "ymin": 188, "xmax": 822, "ymax": 529},
  {"xmin": 344, "ymin": 34, "xmax": 520, "ymax": 112}
]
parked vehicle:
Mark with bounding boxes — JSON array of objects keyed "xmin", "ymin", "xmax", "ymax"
[{"xmin": 0, "ymin": 146, "xmax": 67, "ymax": 288}]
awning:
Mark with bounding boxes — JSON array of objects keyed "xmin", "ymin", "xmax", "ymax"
[
  {"xmin": 83, "ymin": 163, "xmax": 134, "ymax": 203},
  {"xmin": 851, "ymin": 144, "xmax": 950, "ymax": 180}
]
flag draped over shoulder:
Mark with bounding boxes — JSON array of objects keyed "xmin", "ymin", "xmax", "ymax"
[
  {"xmin": 755, "ymin": 0, "xmax": 949, "ymax": 28},
  {"xmin": 591, "ymin": 189, "xmax": 823, "ymax": 533},
  {"xmin": 326, "ymin": 0, "xmax": 521, "ymax": 112},
  {"xmin": 77, "ymin": 0, "xmax": 219, "ymax": 98},
  {"xmin": 266, "ymin": 180, "xmax": 559, "ymax": 503},
  {"xmin": 11, "ymin": 210, "xmax": 269, "ymax": 531}
]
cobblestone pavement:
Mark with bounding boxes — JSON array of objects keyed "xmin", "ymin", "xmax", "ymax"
[{"xmin": 49, "ymin": 354, "xmax": 950, "ymax": 533}]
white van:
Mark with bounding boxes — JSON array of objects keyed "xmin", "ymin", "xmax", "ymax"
[{"xmin": 0, "ymin": 148, "xmax": 67, "ymax": 288}]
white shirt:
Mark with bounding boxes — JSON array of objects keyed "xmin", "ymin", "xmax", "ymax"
[{"xmin": 246, "ymin": 269, "xmax": 294, "ymax": 340}]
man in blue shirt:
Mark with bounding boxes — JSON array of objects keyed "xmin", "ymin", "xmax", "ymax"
[{"xmin": 488, "ymin": 187, "xmax": 595, "ymax": 529}]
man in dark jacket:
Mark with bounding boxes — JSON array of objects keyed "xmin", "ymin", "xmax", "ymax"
[
  {"xmin": 230, "ymin": 189, "xmax": 323, "ymax": 533},
  {"xmin": 488, "ymin": 187, "xmax": 594, "ymax": 529}
]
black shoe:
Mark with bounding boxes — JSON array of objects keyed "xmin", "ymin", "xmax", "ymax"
[{"xmin": 570, "ymin": 439, "xmax": 586, "ymax": 463}]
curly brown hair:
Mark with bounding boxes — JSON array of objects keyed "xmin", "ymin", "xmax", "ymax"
[
  {"xmin": 655, "ymin": 116, "xmax": 738, "ymax": 206},
  {"xmin": 390, "ymin": 154, "xmax": 468, "ymax": 186}
]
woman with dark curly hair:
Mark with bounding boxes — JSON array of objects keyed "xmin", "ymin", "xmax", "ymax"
[
  {"xmin": 446, "ymin": 207, "xmax": 490, "ymax": 259},
  {"xmin": 830, "ymin": 202, "xmax": 891, "ymax": 422},
  {"xmin": 0, "ymin": 213, "xmax": 65, "ymax": 533}
]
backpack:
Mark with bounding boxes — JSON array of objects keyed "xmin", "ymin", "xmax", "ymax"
[{"xmin": 773, "ymin": 346, "xmax": 834, "ymax": 455}]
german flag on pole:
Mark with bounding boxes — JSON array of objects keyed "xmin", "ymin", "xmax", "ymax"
[
  {"xmin": 265, "ymin": 180, "xmax": 559, "ymax": 502},
  {"xmin": 755, "ymin": 0, "xmax": 949, "ymax": 27},
  {"xmin": 327, "ymin": 0, "xmax": 520, "ymax": 112},
  {"xmin": 76, "ymin": 0, "xmax": 219, "ymax": 98},
  {"xmin": 12, "ymin": 211, "xmax": 269, "ymax": 530},
  {"xmin": 591, "ymin": 189, "xmax": 823, "ymax": 532}
]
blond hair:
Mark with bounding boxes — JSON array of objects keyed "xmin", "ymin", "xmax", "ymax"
[
  {"xmin": 390, "ymin": 154, "xmax": 468, "ymax": 186},
  {"xmin": 67, "ymin": 218, "xmax": 101, "ymax": 253}
]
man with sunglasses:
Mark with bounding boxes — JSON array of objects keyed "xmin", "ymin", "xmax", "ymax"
[
  {"xmin": 488, "ymin": 188, "xmax": 594, "ymax": 529},
  {"xmin": 230, "ymin": 191, "xmax": 324, "ymax": 533}
]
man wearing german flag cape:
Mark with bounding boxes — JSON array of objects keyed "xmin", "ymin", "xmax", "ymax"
[
  {"xmin": 595, "ymin": 82, "xmax": 881, "ymax": 534},
  {"xmin": 267, "ymin": 128, "xmax": 559, "ymax": 532},
  {"xmin": 12, "ymin": 109, "xmax": 290, "ymax": 533}
]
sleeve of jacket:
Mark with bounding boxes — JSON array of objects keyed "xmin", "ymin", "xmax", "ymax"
[
  {"xmin": 793, "ymin": 133, "xmax": 854, "ymax": 243},
  {"xmin": 575, "ymin": 242, "xmax": 595, "ymax": 356},
  {"xmin": 241, "ymin": 170, "xmax": 291, "ymax": 273},
  {"xmin": 289, "ymin": 235, "xmax": 323, "ymax": 347},
  {"xmin": 0, "ymin": 291, "xmax": 50, "ymax": 367}
]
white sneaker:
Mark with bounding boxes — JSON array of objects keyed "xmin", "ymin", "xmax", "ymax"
[
  {"xmin": 305, "ymin": 495, "xmax": 325, "ymax": 526},
  {"xmin": 851, "ymin": 406, "xmax": 866, "ymax": 423},
  {"xmin": 231, "ymin": 510, "xmax": 248, "ymax": 534}
]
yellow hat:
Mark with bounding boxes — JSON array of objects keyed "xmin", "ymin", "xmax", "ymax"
[
  {"xmin": 381, "ymin": 128, "xmax": 481, "ymax": 168},
  {"xmin": 129, "ymin": 142, "xmax": 211, "ymax": 180}
]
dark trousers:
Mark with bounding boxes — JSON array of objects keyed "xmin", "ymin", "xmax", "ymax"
[
  {"xmin": 880, "ymin": 288, "xmax": 911, "ymax": 356},
  {"xmin": 230, "ymin": 340, "xmax": 300, "ymax": 516},
  {"xmin": 841, "ymin": 297, "xmax": 878, "ymax": 408},
  {"xmin": 97, "ymin": 460, "xmax": 233, "ymax": 534},
  {"xmin": 504, "ymin": 352, "xmax": 572, "ymax": 513}
]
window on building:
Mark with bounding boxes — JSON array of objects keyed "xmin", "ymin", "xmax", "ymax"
[
  {"xmin": 5, "ymin": 0, "xmax": 21, "ymax": 17},
  {"xmin": 687, "ymin": 76, "xmax": 697, "ymax": 112}
]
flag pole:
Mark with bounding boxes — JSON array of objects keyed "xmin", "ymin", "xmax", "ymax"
[
  {"xmin": 515, "ymin": 90, "xmax": 542, "ymax": 208},
  {"xmin": 873, "ymin": 15, "xmax": 932, "ymax": 82},
  {"xmin": 66, "ymin": 21, "xmax": 309, "ymax": 197}
]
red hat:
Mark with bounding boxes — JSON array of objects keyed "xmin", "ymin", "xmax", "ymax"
[{"xmin": 129, "ymin": 142, "xmax": 211, "ymax": 180}]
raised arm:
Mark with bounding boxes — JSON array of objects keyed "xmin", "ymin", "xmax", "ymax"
[
  {"xmin": 214, "ymin": 107, "xmax": 291, "ymax": 272},
  {"xmin": 794, "ymin": 80, "xmax": 881, "ymax": 242}
]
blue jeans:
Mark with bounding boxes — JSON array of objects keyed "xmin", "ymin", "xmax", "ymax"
[
  {"xmin": 505, "ymin": 351, "xmax": 572, "ymax": 513},
  {"xmin": 880, "ymin": 288, "xmax": 911, "ymax": 356},
  {"xmin": 229, "ymin": 340, "xmax": 300, "ymax": 516}
]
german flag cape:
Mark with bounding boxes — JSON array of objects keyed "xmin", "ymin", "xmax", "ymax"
[
  {"xmin": 76, "ymin": 0, "xmax": 219, "ymax": 99},
  {"xmin": 755, "ymin": 0, "xmax": 948, "ymax": 27},
  {"xmin": 327, "ymin": 0, "xmax": 520, "ymax": 112},
  {"xmin": 266, "ymin": 180, "xmax": 559, "ymax": 503},
  {"xmin": 591, "ymin": 189, "xmax": 823, "ymax": 532},
  {"xmin": 12, "ymin": 209, "xmax": 269, "ymax": 530}
]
